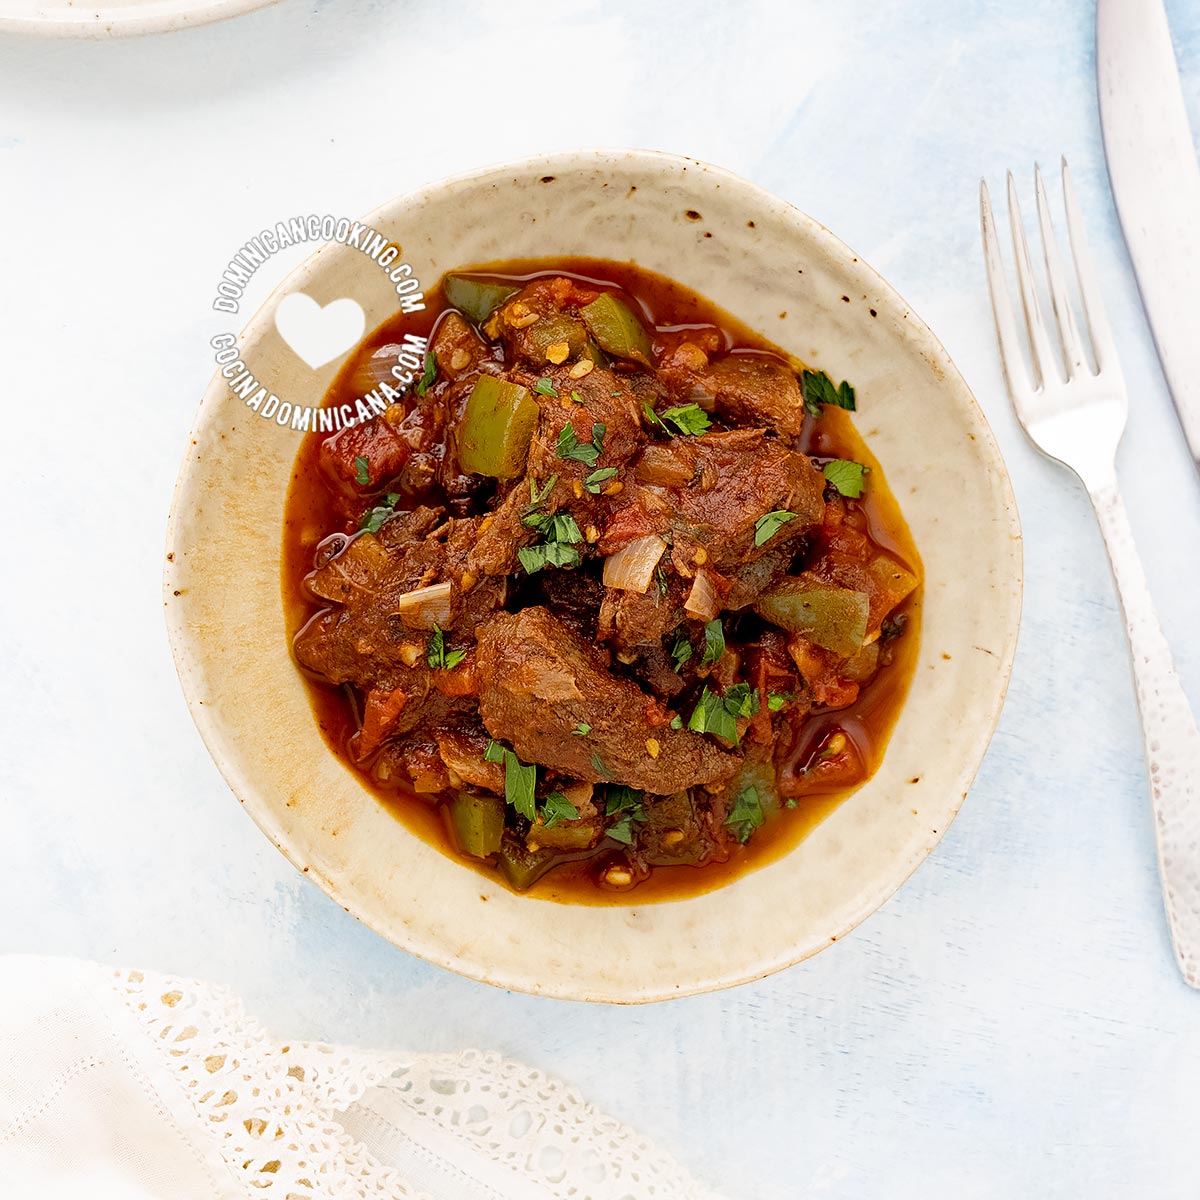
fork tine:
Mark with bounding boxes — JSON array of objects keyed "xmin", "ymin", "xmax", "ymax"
[
  {"xmin": 1006, "ymin": 170, "xmax": 1060, "ymax": 388},
  {"xmin": 1061, "ymin": 158, "xmax": 1119, "ymax": 375},
  {"xmin": 980, "ymin": 179, "xmax": 1034, "ymax": 403},
  {"xmin": 1034, "ymin": 163, "xmax": 1089, "ymax": 377}
]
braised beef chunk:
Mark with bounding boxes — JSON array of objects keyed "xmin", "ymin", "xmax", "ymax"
[
  {"xmin": 475, "ymin": 608, "xmax": 740, "ymax": 793},
  {"xmin": 697, "ymin": 353, "xmax": 809, "ymax": 440},
  {"xmin": 295, "ymin": 513, "xmax": 505, "ymax": 687},
  {"xmin": 605, "ymin": 431, "xmax": 823, "ymax": 565},
  {"xmin": 597, "ymin": 573, "xmax": 688, "ymax": 650},
  {"xmin": 660, "ymin": 431, "xmax": 824, "ymax": 564},
  {"xmin": 435, "ymin": 723, "xmax": 505, "ymax": 792},
  {"xmin": 286, "ymin": 261, "xmax": 921, "ymax": 895},
  {"xmin": 536, "ymin": 570, "xmax": 606, "ymax": 640}
]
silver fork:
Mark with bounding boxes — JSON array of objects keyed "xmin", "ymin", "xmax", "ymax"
[{"xmin": 981, "ymin": 160, "xmax": 1200, "ymax": 988}]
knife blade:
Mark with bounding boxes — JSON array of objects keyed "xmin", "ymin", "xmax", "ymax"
[{"xmin": 1097, "ymin": 0, "xmax": 1200, "ymax": 470}]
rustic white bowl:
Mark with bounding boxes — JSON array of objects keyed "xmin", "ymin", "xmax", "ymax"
[
  {"xmin": 165, "ymin": 149, "xmax": 1021, "ymax": 1003},
  {"xmin": 0, "ymin": 0, "xmax": 277, "ymax": 37}
]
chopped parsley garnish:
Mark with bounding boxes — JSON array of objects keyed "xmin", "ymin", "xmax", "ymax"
[
  {"xmin": 534, "ymin": 377, "xmax": 558, "ymax": 397},
  {"xmin": 656, "ymin": 565, "xmax": 669, "ymax": 596},
  {"xmin": 802, "ymin": 368, "xmax": 856, "ymax": 417},
  {"xmin": 669, "ymin": 714, "xmax": 683, "ymax": 730},
  {"xmin": 359, "ymin": 492, "xmax": 400, "ymax": 534},
  {"xmin": 643, "ymin": 401, "xmax": 667, "ymax": 431},
  {"xmin": 552, "ymin": 513, "xmax": 583, "ymax": 542},
  {"xmin": 572, "ymin": 722, "xmax": 592, "ymax": 737},
  {"xmin": 556, "ymin": 421, "xmax": 606, "ymax": 467},
  {"xmin": 605, "ymin": 785, "xmax": 645, "ymax": 845},
  {"xmin": 822, "ymin": 459, "xmax": 869, "ymax": 499},
  {"xmin": 605, "ymin": 785, "xmax": 644, "ymax": 816},
  {"xmin": 723, "ymin": 682, "xmax": 758, "ymax": 718},
  {"xmin": 415, "ymin": 350, "xmax": 438, "ymax": 397},
  {"xmin": 670, "ymin": 630, "xmax": 693, "ymax": 672},
  {"xmin": 529, "ymin": 474, "xmax": 558, "ymax": 507},
  {"xmin": 518, "ymin": 512, "xmax": 583, "ymax": 573},
  {"xmin": 701, "ymin": 618, "xmax": 725, "ymax": 666},
  {"xmin": 484, "ymin": 739, "xmax": 538, "ymax": 820},
  {"xmin": 725, "ymin": 785, "xmax": 765, "ymax": 844},
  {"xmin": 426, "ymin": 624, "xmax": 465, "ymax": 671},
  {"xmin": 688, "ymin": 686, "xmax": 738, "ymax": 743},
  {"xmin": 354, "ymin": 455, "xmax": 370, "ymax": 486},
  {"xmin": 590, "ymin": 751, "xmax": 607, "ymax": 776},
  {"xmin": 688, "ymin": 683, "xmax": 759, "ymax": 744},
  {"xmin": 658, "ymin": 403, "xmax": 712, "ymax": 436},
  {"xmin": 584, "ymin": 467, "xmax": 618, "ymax": 494},
  {"xmin": 517, "ymin": 541, "xmax": 580, "ymax": 573},
  {"xmin": 540, "ymin": 791, "xmax": 579, "ymax": 828},
  {"xmin": 570, "ymin": 391, "xmax": 585, "ymax": 405},
  {"xmin": 503, "ymin": 751, "xmax": 537, "ymax": 821},
  {"xmin": 606, "ymin": 814, "xmax": 637, "ymax": 845},
  {"xmin": 767, "ymin": 691, "xmax": 795, "ymax": 712},
  {"xmin": 522, "ymin": 489, "xmax": 574, "ymax": 531},
  {"xmin": 754, "ymin": 509, "xmax": 795, "ymax": 547}
]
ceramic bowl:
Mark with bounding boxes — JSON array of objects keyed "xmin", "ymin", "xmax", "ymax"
[
  {"xmin": 0, "ymin": 0, "xmax": 277, "ymax": 38},
  {"xmin": 165, "ymin": 149, "xmax": 1021, "ymax": 1003}
]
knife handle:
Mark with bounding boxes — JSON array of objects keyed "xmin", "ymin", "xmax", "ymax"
[{"xmin": 1091, "ymin": 481, "xmax": 1200, "ymax": 987}]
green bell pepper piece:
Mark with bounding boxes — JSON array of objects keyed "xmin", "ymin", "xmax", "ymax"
[
  {"xmin": 582, "ymin": 336, "xmax": 609, "ymax": 368},
  {"xmin": 579, "ymin": 293, "xmax": 653, "ymax": 365},
  {"xmin": 496, "ymin": 833, "xmax": 560, "ymax": 891},
  {"xmin": 444, "ymin": 791, "xmax": 506, "ymax": 859},
  {"xmin": 523, "ymin": 312, "xmax": 588, "ymax": 360},
  {"xmin": 458, "ymin": 375, "xmax": 539, "ymax": 479},
  {"xmin": 754, "ymin": 580, "xmax": 870, "ymax": 657},
  {"xmin": 442, "ymin": 275, "xmax": 519, "ymax": 324}
]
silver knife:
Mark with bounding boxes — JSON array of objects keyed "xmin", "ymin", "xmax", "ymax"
[{"xmin": 1097, "ymin": 0, "xmax": 1200, "ymax": 469}]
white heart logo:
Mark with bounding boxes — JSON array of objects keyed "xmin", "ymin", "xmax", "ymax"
[{"xmin": 274, "ymin": 292, "xmax": 366, "ymax": 370}]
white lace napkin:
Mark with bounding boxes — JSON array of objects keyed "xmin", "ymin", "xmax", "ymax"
[{"xmin": 0, "ymin": 956, "xmax": 725, "ymax": 1200}]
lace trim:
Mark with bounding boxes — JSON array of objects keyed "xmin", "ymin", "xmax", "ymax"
[
  {"xmin": 112, "ymin": 969, "xmax": 423, "ymax": 1200},
  {"xmin": 110, "ymin": 968, "xmax": 722, "ymax": 1200},
  {"xmin": 374, "ymin": 1050, "xmax": 722, "ymax": 1200}
]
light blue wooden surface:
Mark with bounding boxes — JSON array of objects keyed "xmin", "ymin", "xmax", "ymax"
[{"xmin": 2, "ymin": 1, "xmax": 1199, "ymax": 1195}]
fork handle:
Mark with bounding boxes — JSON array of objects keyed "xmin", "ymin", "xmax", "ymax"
[{"xmin": 1091, "ymin": 482, "xmax": 1200, "ymax": 987}]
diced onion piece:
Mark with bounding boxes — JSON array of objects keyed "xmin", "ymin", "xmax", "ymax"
[
  {"xmin": 392, "ymin": 581, "xmax": 453, "ymax": 630},
  {"xmin": 684, "ymin": 569, "xmax": 720, "ymax": 621},
  {"xmin": 602, "ymin": 534, "xmax": 667, "ymax": 594},
  {"xmin": 346, "ymin": 342, "xmax": 410, "ymax": 397}
]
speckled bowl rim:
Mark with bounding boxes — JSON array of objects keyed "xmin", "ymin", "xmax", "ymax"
[
  {"xmin": 165, "ymin": 148, "xmax": 1022, "ymax": 1003},
  {"xmin": 0, "ymin": 0, "xmax": 279, "ymax": 38}
]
